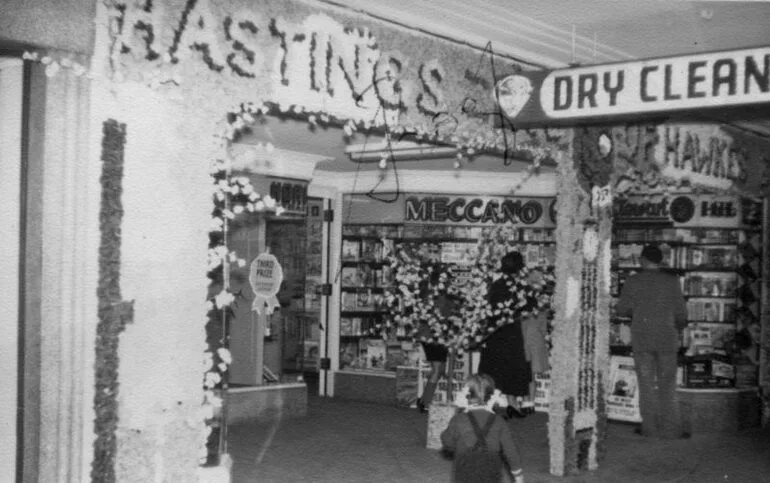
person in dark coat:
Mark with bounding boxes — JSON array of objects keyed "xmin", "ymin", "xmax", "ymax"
[
  {"xmin": 616, "ymin": 244, "xmax": 688, "ymax": 439},
  {"xmin": 478, "ymin": 251, "xmax": 532, "ymax": 416}
]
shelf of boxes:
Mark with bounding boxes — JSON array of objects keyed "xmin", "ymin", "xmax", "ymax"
[{"xmin": 610, "ymin": 226, "xmax": 762, "ymax": 389}]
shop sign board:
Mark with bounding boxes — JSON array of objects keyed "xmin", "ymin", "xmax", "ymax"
[
  {"xmin": 249, "ymin": 175, "xmax": 308, "ymax": 216},
  {"xmin": 607, "ymin": 356, "xmax": 642, "ymax": 423},
  {"xmin": 613, "ymin": 194, "xmax": 742, "ymax": 228},
  {"xmin": 405, "ymin": 195, "xmax": 557, "ymax": 228},
  {"xmin": 497, "ymin": 46, "xmax": 770, "ymax": 127}
]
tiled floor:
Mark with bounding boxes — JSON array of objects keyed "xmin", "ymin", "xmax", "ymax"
[{"xmin": 228, "ymin": 395, "xmax": 770, "ymax": 482}]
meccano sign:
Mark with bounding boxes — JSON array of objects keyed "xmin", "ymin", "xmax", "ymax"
[
  {"xmin": 405, "ymin": 196, "xmax": 557, "ymax": 228},
  {"xmin": 496, "ymin": 46, "xmax": 770, "ymax": 126}
]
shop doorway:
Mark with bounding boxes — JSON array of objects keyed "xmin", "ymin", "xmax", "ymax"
[
  {"xmin": 227, "ymin": 196, "xmax": 328, "ymax": 394},
  {"xmin": 266, "ymin": 201, "xmax": 325, "ymax": 393}
]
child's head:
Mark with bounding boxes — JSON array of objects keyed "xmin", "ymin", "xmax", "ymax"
[{"xmin": 465, "ymin": 373, "xmax": 496, "ymax": 405}]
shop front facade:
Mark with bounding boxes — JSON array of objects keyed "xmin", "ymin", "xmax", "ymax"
[{"xmin": 4, "ymin": 0, "xmax": 770, "ymax": 481}]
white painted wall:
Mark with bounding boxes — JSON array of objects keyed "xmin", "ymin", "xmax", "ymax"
[{"xmin": 0, "ymin": 56, "xmax": 23, "ymax": 483}]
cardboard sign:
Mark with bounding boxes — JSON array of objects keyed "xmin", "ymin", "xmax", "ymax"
[
  {"xmin": 607, "ymin": 356, "xmax": 641, "ymax": 423},
  {"xmin": 249, "ymin": 252, "xmax": 283, "ymax": 314}
]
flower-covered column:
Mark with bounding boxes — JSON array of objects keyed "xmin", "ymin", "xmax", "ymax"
[{"xmin": 549, "ymin": 128, "xmax": 614, "ymax": 476}]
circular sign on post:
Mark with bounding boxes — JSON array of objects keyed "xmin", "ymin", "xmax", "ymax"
[{"xmin": 249, "ymin": 252, "xmax": 284, "ymax": 315}]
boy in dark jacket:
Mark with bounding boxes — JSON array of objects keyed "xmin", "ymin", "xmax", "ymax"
[{"xmin": 441, "ymin": 374, "xmax": 524, "ymax": 483}]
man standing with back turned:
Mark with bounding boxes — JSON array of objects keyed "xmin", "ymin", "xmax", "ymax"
[{"xmin": 616, "ymin": 244, "xmax": 689, "ymax": 439}]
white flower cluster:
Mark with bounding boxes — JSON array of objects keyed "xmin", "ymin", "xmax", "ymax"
[
  {"xmin": 382, "ymin": 230, "xmax": 555, "ymax": 354},
  {"xmin": 22, "ymin": 51, "xmax": 93, "ymax": 78}
]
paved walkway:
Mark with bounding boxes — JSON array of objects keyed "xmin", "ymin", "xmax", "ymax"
[{"xmin": 228, "ymin": 395, "xmax": 770, "ymax": 482}]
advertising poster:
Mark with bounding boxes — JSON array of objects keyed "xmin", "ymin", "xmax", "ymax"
[{"xmin": 607, "ymin": 356, "xmax": 641, "ymax": 423}]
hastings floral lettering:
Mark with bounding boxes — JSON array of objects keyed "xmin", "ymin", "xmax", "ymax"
[{"xmin": 111, "ymin": 1, "xmax": 449, "ymax": 126}]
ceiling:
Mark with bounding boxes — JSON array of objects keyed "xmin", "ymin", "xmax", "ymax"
[{"xmin": 323, "ymin": 0, "xmax": 770, "ymax": 67}]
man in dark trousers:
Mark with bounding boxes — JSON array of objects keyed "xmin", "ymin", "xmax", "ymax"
[{"xmin": 616, "ymin": 244, "xmax": 688, "ymax": 438}]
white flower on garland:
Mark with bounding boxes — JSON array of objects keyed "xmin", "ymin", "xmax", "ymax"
[{"xmin": 214, "ymin": 289, "xmax": 234, "ymax": 309}]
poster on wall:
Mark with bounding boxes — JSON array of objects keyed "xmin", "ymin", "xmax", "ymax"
[{"xmin": 606, "ymin": 356, "xmax": 641, "ymax": 423}]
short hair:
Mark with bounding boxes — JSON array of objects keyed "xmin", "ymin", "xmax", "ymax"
[
  {"xmin": 465, "ymin": 373, "xmax": 496, "ymax": 405},
  {"xmin": 640, "ymin": 244, "xmax": 662, "ymax": 264},
  {"xmin": 501, "ymin": 251, "xmax": 524, "ymax": 274}
]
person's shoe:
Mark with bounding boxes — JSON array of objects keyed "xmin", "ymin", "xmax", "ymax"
[
  {"xmin": 680, "ymin": 432, "xmax": 691, "ymax": 439},
  {"xmin": 417, "ymin": 399, "xmax": 428, "ymax": 413},
  {"xmin": 633, "ymin": 427, "xmax": 643, "ymax": 436},
  {"xmin": 506, "ymin": 405, "xmax": 526, "ymax": 419}
]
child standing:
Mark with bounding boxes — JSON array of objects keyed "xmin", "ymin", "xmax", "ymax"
[{"xmin": 441, "ymin": 374, "xmax": 524, "ymax": 483}]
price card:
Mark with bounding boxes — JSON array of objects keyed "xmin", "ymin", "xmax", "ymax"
[{"xmin": 592, "ymin": 184, "xmax": 612, "ymax": 208}]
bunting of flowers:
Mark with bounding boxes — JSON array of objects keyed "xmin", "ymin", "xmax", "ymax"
[
  {"xmin": 200, "ymin": 102, "xmax": 285, "ymax": 465},
  {"xmin": 382, "ymin": 227, "xmax": 555, "ymax": 356}
]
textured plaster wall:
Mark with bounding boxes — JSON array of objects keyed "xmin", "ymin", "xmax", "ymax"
[
  {"xmin": 107, "ymin": 82, "xmax": 213, "ymax": 427},
  {"xmin": 0, "ymin": 0, "xmax": 94, "ymax": 53},
  {"xmin": 87, "ymin": 77, "xmax": 215, "ymax": 479}
]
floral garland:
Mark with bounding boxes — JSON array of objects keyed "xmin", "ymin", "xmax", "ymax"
[
  {"xmin": 93, "ymin": 119, "xmax": 134, "ymax": 482},
  {"xmin": 200, "ymin": 102, "xmax": 284, "ymax": 465},
  {"xmin": 382, "ymin": 227, "xmax": 555, "ymax": 355},
  {"xmin": 22, "ymin": 51, "xmax": 93, "ymax": 78}
]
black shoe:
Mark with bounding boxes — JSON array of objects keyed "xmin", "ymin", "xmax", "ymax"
[
  {"xmin": 506, "ymin": 406, "xmax": 526, "ymax": 419},
  {"xmin": 680, "ymin": 432, "xmax": 691, "ymax": 439},
  {"xmin": 634, "ymin": 427, "xmax": 643, "ymax": 435},
  {"xmin": 417, "ymin": 400, "xmax": 428, "ymax": 413}
]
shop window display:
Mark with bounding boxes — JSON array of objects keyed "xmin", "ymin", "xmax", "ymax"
[{"xmin": 610, "ymin": 195, "xmax": 763, "ymax": 392}]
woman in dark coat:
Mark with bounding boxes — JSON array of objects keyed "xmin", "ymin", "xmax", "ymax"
[{"xmin": 478, "ymin": 251, "xmax": 531, "ymax": 416}]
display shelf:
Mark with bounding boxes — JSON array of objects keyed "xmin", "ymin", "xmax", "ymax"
[
  {"xmin": 611, "ymin": 215, "xmax": 762, "ymax": 390},
  {"xmin": 338, "ymin": 219, "xmax": 557, "ymax": 387},
  {"xmin": 340, "ymin": 286, "xmax": 390, "ymax": 293},
  {"xmin": 337, "ymin": 368, "xmax": 397, "ymax": 378}
]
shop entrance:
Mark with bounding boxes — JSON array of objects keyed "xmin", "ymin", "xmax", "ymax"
[
  {"xmin": 227, "ymin": 194, "xmax": 328, "ymax": 393},
  {"xmin": 266, "ymin": 204, "xmax": 325, "ymax": 392}
]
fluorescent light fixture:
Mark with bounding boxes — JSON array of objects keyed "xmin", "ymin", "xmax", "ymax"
[{"xmin": 345, "ymin": 140, "xmax": 458, "ymax": 163}]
